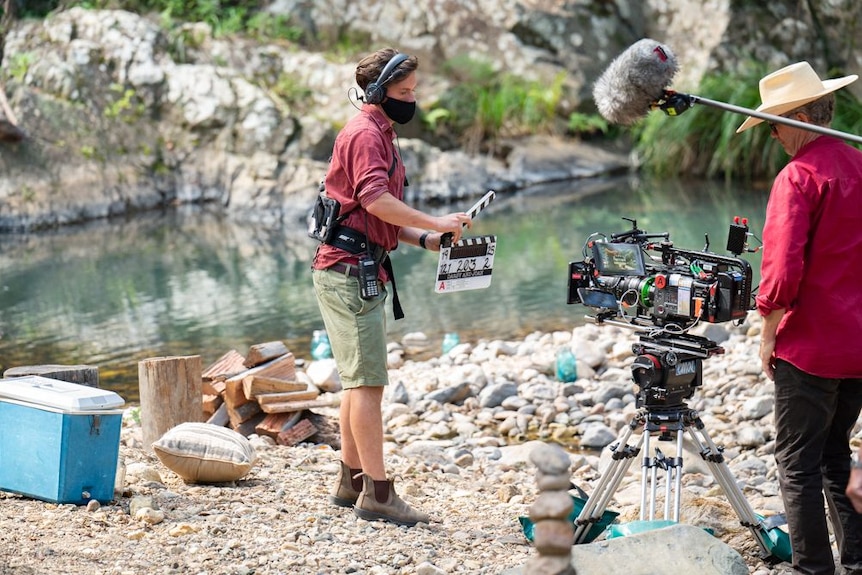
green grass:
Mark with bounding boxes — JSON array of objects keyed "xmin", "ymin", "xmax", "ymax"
[{"xmin": 422, "ymin": 56, "xmax": 565, "ymax": 152}]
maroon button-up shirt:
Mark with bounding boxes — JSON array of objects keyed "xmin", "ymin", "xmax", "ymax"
[
  {"xmin": 756, "ymin": 136, "xmax": 862, "ymax": 378},
  {"xmin": 312, "ymin": 105, "xmax": 406, "ymax": 282}
]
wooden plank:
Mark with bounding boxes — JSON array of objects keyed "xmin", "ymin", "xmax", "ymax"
[
  {"xmin": 224, "ymin": 353, "xmax": 296, "ymax": 387},
  {"xmin": 202, "ymin": 393, "xmax": 223, "ymax": 419},
  {"xmin": 304, "ymin": 411, "xmax": 341, "ymax": 450},
  {"xmin": 223, "ymin": 353, "xmax": 298, "ymax": 415},
  {"xmin": 277, "ymin": 418, "xmax": 318, "ymax": 446},
  {"xmin": 223, "ymin": 376, "xmax": 249, "ymax": 410},
  {"xmin": 244, "ymin": 341, "xmax": 289, "ymax": 368},
  {"xmin": 255, "ymin": 411, "xmax": 303, "ymax": 439},
  {"xmin": 227, "ymin": 398, "xmax": 262, "ymax": 428},
  {"xmin": 206, "ymin": 402, "xmax": 230, "ymax": 427},
  {"xmin": 3, "ymin": 364, "xmax": 100, "ymax": 388},
  {"xmin": 260, "ymin": 397, "xmax": 336, "ymax": 414},
  {"xmin": 202, "ymin": 350, "xmax": 247, "ymax": 382},
  {"xmin": 232, "ymin": 411, "xmax": 267, "ymax": 437},
  {"xmin": 256, "ymin": 389, "xmax": 319, "ymax": 406},
  {"xmin": 242, "ymin": 375, "xmax": 305, "ymax": 399},
  {"xmin": 254, "ymin": 353, "xmax": 296, "ymax": 382},
  {"xmin": 202, "ymin": 380, "xmax": 220, "ymax": 396}
]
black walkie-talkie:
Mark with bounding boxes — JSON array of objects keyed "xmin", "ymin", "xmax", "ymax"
[{"xmin": 358, "ymin": 256, "xmax": 380, "ymax": 299}]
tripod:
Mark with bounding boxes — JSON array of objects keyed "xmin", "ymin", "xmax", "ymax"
[{"xmin": 572, "ymin": 329, "xmax": 787, "ymax": 561}]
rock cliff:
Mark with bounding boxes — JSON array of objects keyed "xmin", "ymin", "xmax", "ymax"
[{"xmin": 0, "ymin": 1, "xmax": 858, "ymax": 230}]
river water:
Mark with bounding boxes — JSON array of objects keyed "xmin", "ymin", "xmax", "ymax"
[{"xmin": 0, "ymin": 176, "xmax": 769, "ymax": 402}]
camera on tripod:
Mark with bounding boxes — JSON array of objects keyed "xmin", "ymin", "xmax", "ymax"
[
  {"xmin": 566, "ymin": 217, "xmax": 756, "ymax": 408},
  {"xmin": 564, "ymin": 218, "xmax": 790, "ymax": 560},
  {"xmin": 566, "ymin": 217, "xmax": 754, "ymax": 329}
]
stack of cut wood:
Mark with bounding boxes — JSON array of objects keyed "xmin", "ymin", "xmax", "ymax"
[{"xmin": 201, "ymin": 341, "xmax": 338, "ymax": 447}]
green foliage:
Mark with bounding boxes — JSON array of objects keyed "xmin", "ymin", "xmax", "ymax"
[
  {"xmin": 104, "ymin": 83, "xmax": 144, "ymax": 121},
  {"xmin": 270, "ymin": 74, "xmax": 313, "ymax": 110},
  {"xmin": 833, "ymin": 88, "xmax": 862, "ymax": 142},
  {"xmin": 56, "ymin": 1, "xmax": 302, "ymax": 40},
  {"xmin": 567, "ymin": 112, "xmax": 610, "ymax": 137},
  {"xmin": 423, "ymin": 56, "xmax": 565, "ymax": 152},
  {"xmin": 245, "ymin": 12, "xmax": 302, "ymax": 43},
  {"xmin": 632, "ymin": 63, "xmax": 862, "ymax": 181},
  {"xmin": 7, "ymin": 53, "xmax": 34, "ymax": 83},
  {"xmin": 1, "ymin": 1, "xmax": 57, "ymax": 18}
]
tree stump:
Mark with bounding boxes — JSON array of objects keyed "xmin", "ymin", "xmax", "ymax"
[
  {"xmin": 3, "ymin": 364, "xmax": 100, "ymax": 387},
  {"xmin": 138, "ymin": 355, "xmax": 202, "ymax": 450}
]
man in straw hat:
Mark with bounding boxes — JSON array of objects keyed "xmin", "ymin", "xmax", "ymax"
[{"xmin": 737, "ymin": 62, "xmax": 862, "ymax": 574}]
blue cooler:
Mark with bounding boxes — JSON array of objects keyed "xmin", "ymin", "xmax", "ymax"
[{"xmin": 0, "ymin": 376, "xmax": 125, "ymax": 504}]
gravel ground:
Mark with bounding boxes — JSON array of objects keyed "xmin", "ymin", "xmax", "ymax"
[{"xmin": 2, "ymin": 320, "xmax": 847, "ymax": 575}]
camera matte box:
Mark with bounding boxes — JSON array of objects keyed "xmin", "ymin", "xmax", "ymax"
[{"xmin": 0, "ymin": 376, "xmax": 124, "ymax": 504}]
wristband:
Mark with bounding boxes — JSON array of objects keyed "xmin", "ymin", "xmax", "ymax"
[
  {"xmin": 852, "ymin": 456, "xmax": 862, "ymax": 470},
  {"xmin": 419, "ymin": 231, "xmax": 430, "ymax": 250}
]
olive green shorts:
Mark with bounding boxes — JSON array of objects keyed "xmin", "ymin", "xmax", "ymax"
[{"xmin": 312, "ymin": 267, "xmax": 389, "ymax": 389}]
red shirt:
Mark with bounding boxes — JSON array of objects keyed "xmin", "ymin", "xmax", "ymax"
[
  {"xmin": 312, "ymin": 105, "xmax": 406, "ymax": 281},
  {"xmin": 756, "ymin": 136, "xmax": 862, "ymax": 377}
]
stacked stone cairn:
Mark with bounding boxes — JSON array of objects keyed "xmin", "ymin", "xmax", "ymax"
[{"xmin": 526, "ymin": 442, "xmax": 577, "ymax": 575}]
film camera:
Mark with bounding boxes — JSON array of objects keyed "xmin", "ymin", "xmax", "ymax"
[{"xmin": 566, "ymin": 217, "xmax": 756, "ymax": 408}]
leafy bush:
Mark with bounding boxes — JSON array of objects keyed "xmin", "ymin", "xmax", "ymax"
[
  {"xmin": 19, "ymin": 1, "xmax": 301, "ymax": 40},
  {"xmin": 422, "ymin": 56, "xmax": 565, "ymax": 153}
]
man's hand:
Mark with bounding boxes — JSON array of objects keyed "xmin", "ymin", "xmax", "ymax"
[
  {"xmin": 760, "ymin": 338, "xmax": 776, "ymax": 380},
  {"xmin": 435, "ymin": 212, "xmax": 472, "ymax": 244},
  {"xmin": 848, "ymin": 464, "xmax": 862, "ymax": 513},
  {"xmin": 759, "ymin": 309, "xmax": 785, "ymax": 381}
]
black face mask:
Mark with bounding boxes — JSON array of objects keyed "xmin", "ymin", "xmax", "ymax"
[{"xmin": 381, "ymin": 97, "xmax": 416, "ymax": 124}]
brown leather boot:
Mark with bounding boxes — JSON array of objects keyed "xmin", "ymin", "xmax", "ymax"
[
  {"xmin": 329, "ymin": 461, "xmax": 363, "ymax": 507},
  {"xmin": 354, "ymin": 475, "xmax": 430, "ymax": 526}
]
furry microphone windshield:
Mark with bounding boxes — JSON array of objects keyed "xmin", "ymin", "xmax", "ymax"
[{"xmin": 593, "ymin": 39, "xmax": 679, "ymax": 126}]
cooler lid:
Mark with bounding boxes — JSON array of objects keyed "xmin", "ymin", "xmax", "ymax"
[{"xmin": 0, "ymin": 375, "xmax": 125, "ymax": 412}]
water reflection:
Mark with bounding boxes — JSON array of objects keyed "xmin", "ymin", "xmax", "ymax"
[{"xmin": 0, "ymin": 177, "xmax": 769, "ymax": 401}]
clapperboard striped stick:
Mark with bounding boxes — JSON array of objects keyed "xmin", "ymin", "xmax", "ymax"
[
  {"xmin": 435, "ymin": 190, "xmax": 498, "ymax": 293},
  {"xmin": 441, "ymin": 190, "xmax": 496, "ymax": 248}
]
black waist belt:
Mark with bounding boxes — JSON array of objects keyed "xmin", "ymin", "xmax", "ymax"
[
  {"xmin": 325, "ymin": 225, "xmax": 404, "ymax": 321},
  {"xmin": 328, "ymin": 225, "xmax": 386, "ymax": 263}
]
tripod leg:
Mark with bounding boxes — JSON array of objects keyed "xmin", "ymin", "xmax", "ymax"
[
  {"xmin": 664, "ymin": 450, "xmax": 673, "ymax": 520},
  {"xmin": 649, "ymin": 444, "xmax": 659, "ymax": 520},
  {"xmin": 685, "ymin": 424, "xmax": 775, "ymax": 557},
  {"xmin": 640, "ymin": 429, "xmax": 652, "ymax": 521},
  {"xmin": 573, "ymin": 424, "xmax": 643, "ymax": 544},
  {"xmin": 672, "ymin": 427, "xmax": 684, "ymax": 522}
]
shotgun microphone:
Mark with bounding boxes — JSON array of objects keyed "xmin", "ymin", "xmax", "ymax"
[{"xmin": 593, "ymin": 38, "xmax": 679, "ymax": 126}]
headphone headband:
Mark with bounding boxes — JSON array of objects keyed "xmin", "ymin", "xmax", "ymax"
[{"xmin": 364, "ymin": 52, "xmax": 410, "ymax": 105}]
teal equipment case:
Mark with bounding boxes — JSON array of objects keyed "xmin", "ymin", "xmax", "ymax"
[{"xmin": 0, "ymin": 376, "xmax": 124, "ymax": 504}]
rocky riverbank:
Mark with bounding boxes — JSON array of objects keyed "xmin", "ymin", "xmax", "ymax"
[{"xmin": 2, "ymin": 312, "xmax": 857, "ymax": 574}]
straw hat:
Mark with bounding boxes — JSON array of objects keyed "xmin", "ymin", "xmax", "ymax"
[{"xmin": 736, "ymin": 61, "xmax": 857, "ymax": 133}]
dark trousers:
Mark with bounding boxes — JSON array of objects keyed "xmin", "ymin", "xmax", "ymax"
[{"xmin": 773, "ymin": 360, "xmax": 862, "ymax": 575}]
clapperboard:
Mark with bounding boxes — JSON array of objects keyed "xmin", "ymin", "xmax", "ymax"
[{"xmin": 435, "ymin": 191, "xmax": 497, "ymax": 293}]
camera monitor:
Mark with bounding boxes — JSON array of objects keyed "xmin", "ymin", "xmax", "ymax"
[{"xmin": 592, "ymin": 241, "xmax": 646, "ymax": 276}]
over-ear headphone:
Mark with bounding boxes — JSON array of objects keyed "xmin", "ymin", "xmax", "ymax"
[{"xmin": 364, "ymin": 53, "xmax": 410, "ymax": 105}]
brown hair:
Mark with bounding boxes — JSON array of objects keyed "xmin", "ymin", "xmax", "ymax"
[
  {"xmin": 355, "ymin": 48, "xmax": 418, "ymax": 91},
  {"xmin": 790, "ymin": 93, "xmax": 835, "ymax": 127}
]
